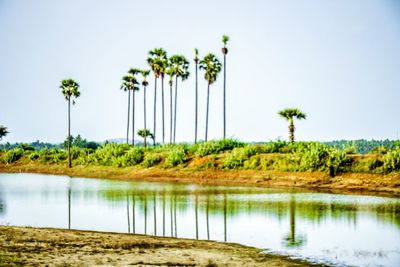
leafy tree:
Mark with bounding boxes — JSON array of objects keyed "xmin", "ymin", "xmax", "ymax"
[
  {"xmin": 141, "ymin": 69, "xmax": 151, "ymax": 147},
  {"xmin": 221, "ymin": 34, "xmax": 229, "ymax": 139},
  {"xmin": 199, "ymin": 53, "xmax": 222, "ymax": 141},
  {"xmin": 147, "ymin": 48, "xmax": 168, "ymax": 146},
  {"xmin": 166, "ymin": 67, "xmax": 175, "ymax": 144},
  {"xmin": 127, "ymin": 68, "xmax": 141, "ymax": 146},
  {"xmin": 278, "ymin": 108, "xmax": 306, "ymax": 143},
  {"xmin": 138, "ymin": 129, "xmax": 154, "ymax": 144},
  {"xmin": 0, "ymin": 125, "xmax": 9, "ymax": 141},
  {"xmin": 60, "ymin": 79, "xmax": 80, "ymax": 168},
  {"xmin": 169, "ymin": 55, "xmax": 190, "ymax": 143},
  {"xmin": 194, "ymin": 48, "xmax": 199, "ymax": 144}
]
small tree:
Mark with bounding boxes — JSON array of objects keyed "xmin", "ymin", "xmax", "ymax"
[
  {"xmin": 0, "ymin": 125, "xmax": 9, "ymax": 141},
  {"xmin": 60, "ymin": 79, "xmax": 80, "ymax": 168},
  {"xmin": 138, "ymin": 129, "xmax": 154, "ymax": 145},
  {"xmin": 278, "ymin": 108, "xmax": 306, "ymax": 143}
]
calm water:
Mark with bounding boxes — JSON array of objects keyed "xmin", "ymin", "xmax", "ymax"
[{"xmin": 0, "ymin": 173, "xmax": 399, "ymax": 267}]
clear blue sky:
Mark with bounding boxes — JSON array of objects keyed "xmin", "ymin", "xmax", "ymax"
[{"xmin": 0, "ymin": 0, "xmax": 399, "ymax": 143}]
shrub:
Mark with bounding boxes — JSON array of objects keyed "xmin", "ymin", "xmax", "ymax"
[
  {"xmin": 195, "ymin": 139, "xmax": 244, "ymax": 157},
  {"xmin": 260, "ymin": 157, "xmax": 274, "ymax": 170},
  {"xmin": 243, "ymin": 156, "xmax": 260, "ymax": 170},
  {"xmin": 223, "ymin": 148, "xmax": 248, "ymax": 169},
  {"xmin": 326, "ymin": 149, "xmax": 348, "ymax": 177},
  {"xmin": 382, "ymin": 148, "xmax": 400, "ymax": 172},
  {"xmin": 3, "ymin": 148, "xmax": 24, "ymax": 164},
  {"xmin": 142, "ymin": 153, "xmax": 162, "ymax": 168},
  {"xmin": 124, "ymin": 148, "xmax": 144, "ymax": 166},
  {"xmin": 297, "ymin": 143, "xmax": 329, "ymax": 171},
  {"xmin": 260, "ymin": 140, "xmax": 288, "ymax": 153},
  {"xmin": 165, "ymin": 147, "xmax": 187, "ymax": 168}
]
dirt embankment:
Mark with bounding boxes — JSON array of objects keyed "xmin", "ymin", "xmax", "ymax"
[
  {"xmin": 0, "ymin": 226, "xmax": 317, "ymax": 267},
  {"xmin": 0, "ymin": 162, "xmax": 399, "ymax": 197}
]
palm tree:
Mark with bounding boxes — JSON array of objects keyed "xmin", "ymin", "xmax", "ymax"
[
  {"xmin": 147, "ymin": 48, "xmax": 167, "ymax": 146},
  {"xmin": 128, "ymin": 68, "xmax": 141, "ymax": 146},
  {"xmin": 141, "ymin": 70, "xmax": 150, "ymax": 147},
  {"xmin": 278, "ymin": 108, "xmax": 306, "ymax": 143},
  {"xmin": 169, "ymin": 55, "xmax": 190, "ymax": 143},
  {"xmin": 60, "ymin": 79, "xmax": 80, "ymax": 168},
  {"xmin": 222, "ymin": 35, "xmax": 229, "ymax": 139},
  {"xmin": 199, "ymin": 53, "xmax": 222, "ymax": 141},
  {"xmin": 121, "ymin": 74, "xmax": 139, "ymax": 146},
  {"xmin": 166, "ymin": 67, "xmax": 175, "ymax": 144},
  {"xmin": 194, "ymin": 48, "xmax": 199, "ymax": 144},
  {"xmin": 137, "ymin": 129, "xmax": 154, "ymax": 144},
  {"xmin": 0, "ymin": 125, "xmax": 8, "ymax": 141}
]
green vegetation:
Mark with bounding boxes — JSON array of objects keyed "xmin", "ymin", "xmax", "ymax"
[{"xmin": 1, "ymin": 139, "xmax": 399, "ymax": 176}]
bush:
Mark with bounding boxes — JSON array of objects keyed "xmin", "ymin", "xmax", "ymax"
[
  {"xmin": 243, "ymin": 156, "xmax": 260, "ymax": 170},
  {"xmin": 195, "ymin": 139, "xmax": 244, "ymax": 157},
  {"xmin": 124, "ymin": 148, "xmax": 144, "ymax": 166},
  {"xmin": 260, "ymin": 141, "xmax": 289, "ymax": 153},
  {"xmin": 326, "ymin": 149, "xmax": 348, "ymax": 177},
  {"xmin": 3, "ymin": 148, "xmax": 24, "ymax": 164},
  {"xmin": 142, "ymin": 153, "xmax": 162, "ymax": 168},
  {"xmin": 165, "ymin": 147, "xmax": 187, "ymax": 168},
  {"xmin": 223, "ymin": 148, "xmax": 248, "ymax": 169},
  {"xmin": 383, "ymin": 148, "xmax": 400, "ymax": 172}
]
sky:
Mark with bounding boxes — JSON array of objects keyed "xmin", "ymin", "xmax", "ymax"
[{"xmin": 0, "ymin": 0, "xmax": 399, "ymax": 143}]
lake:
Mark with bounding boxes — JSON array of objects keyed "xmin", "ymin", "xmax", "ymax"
[{"xmin": 0, "ymin": 173, "xmax": 399, "ymax": 266}]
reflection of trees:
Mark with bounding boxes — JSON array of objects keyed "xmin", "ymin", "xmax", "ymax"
[
  {"xmin": 0, "ymin": 189, "xmax": 6, "ymax": 214},
  {"xmin": 282, "ymin": 196, "xmax": 306, "ymax": 248},
  {"xmin": 99, "ymin": 188, "xmax": 400, "ymax": 239}
]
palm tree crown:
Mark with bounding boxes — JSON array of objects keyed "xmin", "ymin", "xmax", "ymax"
[
  {"xmin": 147, "ymin": 48, "xmax": 168, "ymax": 77},
  {"xmin": 141, "ymin": 69, "xmax": 150, "ymax": 86},
  {"xmin": 278, "ymin": 108, "xmax": 306, "ymax": 121},
  {"xmin": 169, "ymin": 55, "xmax": 190, "ymax": 80},
  {"xmin": 199, "ymin": 53, "xmax": 222, "ymax": 84},
  {"xmin": 121, "ymin": 75, "xmax": 139, "ymax": 91},
  {"xmin": 222, "ymin": 34, "xmax": 229, "ymax": 54},
  {"xmin": 61, "ymin": 79, "xmax": 80, "ymax": 101}
]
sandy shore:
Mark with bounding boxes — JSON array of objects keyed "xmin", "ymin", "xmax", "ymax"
[
  {"xmin": 0, "ymin": 163, "xmax": 399, "ymax": 197},
  {"xmin": 0, "ymin": 226, "xmax": 319, "ymax": 267}
]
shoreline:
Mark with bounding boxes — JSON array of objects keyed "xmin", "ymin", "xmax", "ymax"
[
  {"xmin": 0, "ymin": 226, "xmax": 321, "ymax": 266},
  {"xmin": 1, "ymin": 163, "xmax": 399, "ymax": 197}
]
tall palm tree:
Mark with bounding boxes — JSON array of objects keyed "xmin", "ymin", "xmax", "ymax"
[
  {"xmin": 121, "ymin": 76, "xmax": 132, "ymax": 144},
  {"xmin": 169, "ymin": 55, "xmax": 190, "ymax": 143},
  {"xmin": 199, "ymin": 53, "xmax": 222, "ymax": 141},
  {"xmin": 166, "ymin": 67, "xmax": 175, "ymax": 144},
  {"xmin": 222, "ymin": 35, "xmax": 229, "ymax": 139},
  {"xmin": 128, "ymin": 68, "xmax": 141, "ymax": 146},
  {"xmin": 278, "ymin": 108, "xmax": 307, "ymax": 143},
  {"xmin": 147, "ymin": 48, "xmax": 167, "ymax": 146},
  {"xmin": 194, "ymin": 48, "xmax": 199, "ymax": 144},
  {"xmin": 141, "ymin": 69, "xmax": 150, "ymax": 147},
  {"xmin": 60, "ymin": 79, "xmax": 80, "ymax": 168}
]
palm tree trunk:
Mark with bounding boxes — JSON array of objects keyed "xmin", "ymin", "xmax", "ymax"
[
  {"xmin": 68, "ymin": 97, "xmax": 71, "ymax": 168},
  {"xmin": 173, "ymin": 76, "xmax": 178, "ymax": 143},
  {"xmin": 205, "ymin": 83, "xmax": 210, "ymax": 141},
  {"xmin": 289, "ymin": 119, "xmax": 295, "ymax": 143},
  {"xmin": 223, "ymin": 53, "xmax": 226, "ymax": 139},
  {"xmin": 126, "ymin": 90, "xmax": 131, "ymax": 144},
  {"xmin": 143, "ymin": 86, "xmax": 147, "ymax": 148},
  {"xmin": 153, "ymin": 77, "xmax": 157, "ymax": 146},
  {"xmin": 161, "ymin": 76, "xmax": 165, "ymax": 145},
  {"xmin": 169, "ymin": 82, "xmax": 173, "ymax": 144},
  {"xmin": 132, "ymin": 90, "xmax": 135, "ymax": 146},
  {"xmin": 195, "ymin": 62, "xmax": 198, "ymax": 144}
]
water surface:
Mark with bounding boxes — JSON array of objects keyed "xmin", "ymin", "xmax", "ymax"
[{"xmin": 0, "ymin": 173, "xmax": 399, "ymax": 267}]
